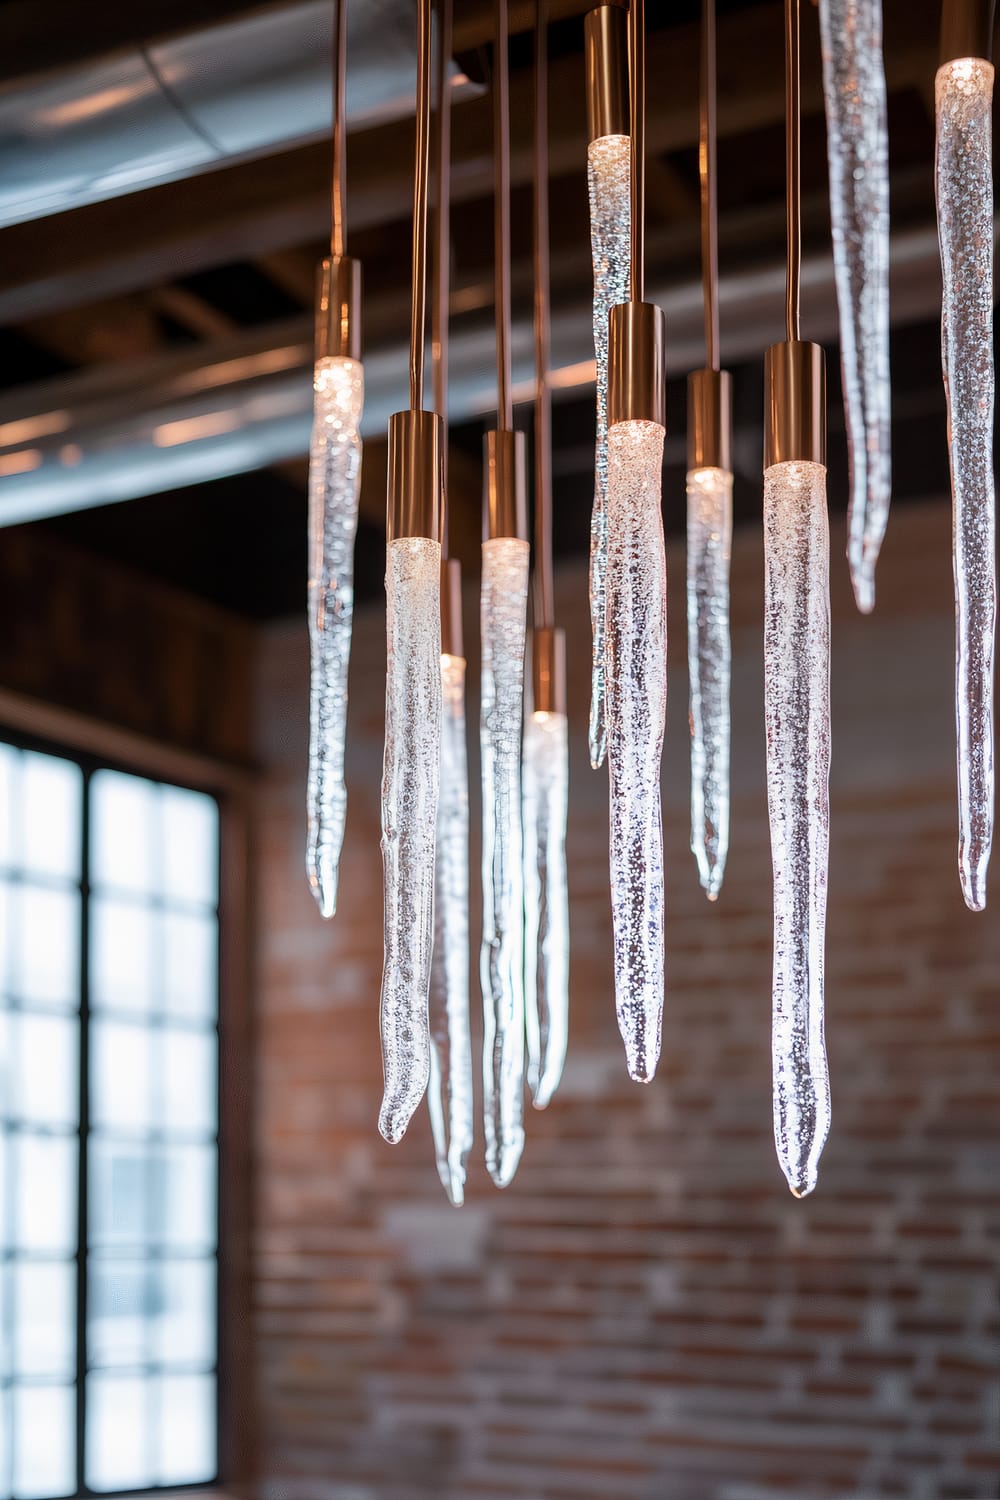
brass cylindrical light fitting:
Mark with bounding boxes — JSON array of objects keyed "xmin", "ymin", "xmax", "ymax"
[
  {"xmin": 585, "ymin": 4, "xmax": 629, "ymax": 140},
  {"xmin": 532, "ymin": 625, "xmax": 566, "ymax": 715},
  {"xmin": 764, "ymin": 340, "xmax": 826, "ymax": 469},
  {"xmin": 940, "ymin": 0, "xmax": 996, "ymax": 61},
  {"xmin": 387, "ymin": 409, "xmax": 445, "ymax": 542},
  {"xmin": 315, "ymin": 255, "xmax": 362, "ymax": 363},
  {"xmin": 484, "ymin": 427, "xmax": 527, "ymax": 541},
  {"xmin": 688, "ymin": 368, "xmax": 732, "ymax": 473},
  {"xmin": 608, "ymin": 301, "xmax": 667, "ymax": 429}
]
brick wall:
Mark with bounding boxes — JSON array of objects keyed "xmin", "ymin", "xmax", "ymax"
[{"xmin": 252, "ymin": 500, "xmax": 1000, "ymax": 1500}]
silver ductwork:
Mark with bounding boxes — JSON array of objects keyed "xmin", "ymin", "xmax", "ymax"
[
  {"xmin": 0, "ymin": 0, "xmax": 471, "ymax": 229},
  {"xmin": 0, "ymin": 224, "xmax": 947, "ymax": 527}
]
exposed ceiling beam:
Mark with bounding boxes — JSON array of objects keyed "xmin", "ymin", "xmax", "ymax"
[
  {"xmin": 0, "ymin": 220, "xmax": 950, "ymax": 528},
  {"xmin": 0, "ymin": 0, "xmax": 938, "ymax": 326}
]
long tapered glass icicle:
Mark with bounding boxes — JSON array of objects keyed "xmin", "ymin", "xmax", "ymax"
[
  {"xmin": 428, "ymin": 651, "xmax": 474, "ymax": 1204},
  {"xmin": 587, "ymin": 135, "xmax": 632, "ymax": 769},
  {"xmin": 818, "ymin": 0, "xmax": 891, "ymax": 614},
  {"xmin": 480, "ymin": 537, "xmax": 530, "ymax": 1186},
  {"xmin": 306, "ymin": 356, "xmax": 364, "ymax": 917},
  {"xmin": 935, "ymin": 57, "xmax": 996, "ymax": 912},
  {"xmin": 764, "ymin": 460, "xmax": 832, "ymax": 1199},
  {"xmin": 687, "ymin": 465, "xmax": 733, "ymax": 900},
  {"xmin": 606, "ymin": 419, "xmax": 666, "ymax": 1083},
  {"xmin": 524, "ymin": 708, "xmax": 569, "ymax": 1109},
  {"xmin": 378, "ymin": 536, "xmax": 442, "ymax": 1144}
]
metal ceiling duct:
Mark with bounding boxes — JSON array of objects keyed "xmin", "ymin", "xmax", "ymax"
[
  {"xmin": 0, "ymin": 224, "xmax": 949, "ymax": 528},
  {"xmin": 0, "ymin": 0, "xmax": 472, "ymax": 229}
]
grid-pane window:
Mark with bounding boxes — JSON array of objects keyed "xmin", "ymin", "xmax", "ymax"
[{"xmin": 0, "ymin": 743, "xmax": 220, "ymax": 1498}]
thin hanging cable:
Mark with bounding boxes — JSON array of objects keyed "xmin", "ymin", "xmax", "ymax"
[
  {"xmin": 686, "ymin": 0, "xmax": 732, "ymax": 902},
  {"xmin": 819, "ymin": 0, "xmax": 891, "ymax": 613},
  {"xmin": 427, "ymin": 0, "xmax": 474, "ymax": 1207},
  {"xmin": 585, "ymin": 8, "xmax": 631, "ymax": 769},
  {"xmin": 494, "ymin": 0, "xmax": 513, "ymax": 431},
  {"xmin": 524, "ymin": 0, "xmax": 569, "ymax": 1112},
  {"xmin": 533, "ymin": 1, "xmax": 553, "ymax": 634},
  {"xmin": 379, "ymin": 0, "xmax": 443, "ymax": 1144},
  {"xmin": 935, "ymin": 13, "xmax": 995, "ymax": 912},
  {"xmin": 785, "ymin": 0, "xmax": 801, "ymax": 342},
  {"xmin": 629, "ymin": 0, "xmax": 645, "ymax": 305},
  {"xmin": 306, "ymin": 0, "xmax": 364, "ymax": 919},
  {"xmin": 700, "ymin": 0, "xmax": 720, "ymax": 374},
  {"xmin": 330, "ymin": 0, "xmax": 346, "ymax": 259},
  {"xmin": 764, "ymin": 0, "xmax": 832, "ymax": 1197}
]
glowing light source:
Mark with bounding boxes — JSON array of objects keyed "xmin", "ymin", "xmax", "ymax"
[{"xmin": 686, "ymin": 464, "xmax": 732, "ymax": 900}]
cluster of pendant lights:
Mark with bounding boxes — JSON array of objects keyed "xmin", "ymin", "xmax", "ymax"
[{"xmin": 306, "ymin": 0, "xmax": 995, "ymax": 1201}]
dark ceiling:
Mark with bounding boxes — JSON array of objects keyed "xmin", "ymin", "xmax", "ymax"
[{"xmin": 0, "ymin": 0, "xmax": 970, "ymax": 619}]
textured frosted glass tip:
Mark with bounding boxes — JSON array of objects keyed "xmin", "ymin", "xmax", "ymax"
[
  {"xmin": 379, "ymin": 537, "xmax": 442, "ymax": 1145},
  {"xmin": 686, "ymin": 467, "xmax": 733, "ymax": 901},
  {"xmin": 306, "ymin": 356, "xmax": 364, "ymax": 917},
  {"xmin": 587, "ymin": 135, "xmax": 631, "ymax": 770},
  {"xmin": 480, "ymin": 538, "xmax": 530, "ymax": 1186},
  {"xmin": 818, "ymin": 0, "xmax": 891, "ymax": 614},
  {"xmin": 606, "ymin": 420, "xmax": 666, "ymax": 1084},
  {"xmin": 524, "ymin": 709, "xmax": 570, "ymax": 1111},
  {"xmin": 429, "ymin": 652, "xmax": 474, "ymax": 1206},
  {"xmin": 764, "ymin": 462, "xmax": 832, "ymax": 1199},
  {"xmin": 936, "ymin": 60, "xmax": 996, "ymax": 912}
]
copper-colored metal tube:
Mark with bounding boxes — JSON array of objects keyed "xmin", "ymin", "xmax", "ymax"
[
  {"xmin": 607, "ymin": 301, "xmax": 666, "ymax": 429},
  {"xmin": 700, "ymin": 0, "xmax": 720, "ymax": 373},
  {"xmin": 330, "ymin": 0, "xmax": 347, "ymax": 259},
  {"xmin": 763, "ymin": 340, "xmax": 826, "ymax": 469},
  {"xmin": 688, "ymin": 368, "xmax": 732, "ymax": 473},
  {"xmin": 441, "ymin": 556, "xmax": 464, "ymax": 658},
  {"xmin": 532, "ymin": 625, "xmax": 567, "ymax": 715},
  {"xmin": 432, "ymin": 0, "xmax": 452, "ymax": 427},
  {"xmin": 584, "ymin": 5, "xmax": 629, "ymax": 142},
  {"xmin": 784, "ymin": 0, "xmax": 801, "ymax": 343},
  {"xmin": 388, "ymin": 409, "xmax": 446, "ymax": 541},
  {"xmin": 484, "ymin": 428, "xmax": 528, "ymax": 540},
  {"xmin": 940, "ymin": 0, "xmax": 996, "ymax": 61},
  {"xmin": 316, "ymin": 255, "xmax": 362, "ymax": 363},
  {"xmin": 533, "ymin": 0, "xmax": 554, "ymax": 630},
  {"xmin": 432, "ymin": 0, "xmax": 453, "ymax": 555},
  {"xmin": 628, "ymin": 0, "xmax": 645, "ymax": 303},
  {"xmin": 493, "ymin": 0, "xmax": 514, "ymax": 430},
  {"xmin": 410, "ymin": 0, "xmax": 434, "ymax": 412}
]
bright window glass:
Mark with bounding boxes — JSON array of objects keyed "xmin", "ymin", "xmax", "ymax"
[{"xmin": 0, "ymin": 744, "xmax": 220, "ymax": 1500}]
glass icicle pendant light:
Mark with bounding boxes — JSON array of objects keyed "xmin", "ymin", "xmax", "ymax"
[
  {"xmin": 524, "ymin": 0, "xmax": 570, "ymax": 1113},
  {"xmin": 379, "ymin": 0, "xmax": 445, "ymax": 1145},
  {"xmin": 606, "ymin": 0, "xmax": 668, "ymax": 1084},
  {"xmin": 935, "ymin": 0, "xmax": 996, "ymax": 913},
  {"xmin": 687, "ymin": 0, "xmax": 733, "ymax": 902},
  {"xmin": 427, "ymin": 0, "xmax": 474, "ymax": 1207},
  {"xmin": 306, "ymin": 0, "xmax": 364, "ymax": 919},
  {"xmin": 584, "ymin": 5, "xmax": 631, "ymax": 769},
  {"xmin": 763, "ymin": 0, "xmax": 831, "ymax": 1198},
  {"xmin": 818, "ymin": 0, "xmax": 891, "ymax": 615},
  {"xmin": 481, "ymin": 0, "xmax": 530, "ymax": 1188}
]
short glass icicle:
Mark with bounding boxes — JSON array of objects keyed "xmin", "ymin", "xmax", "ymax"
[
  {"xmin": 428, "ymin": 652, "xmax": 474, "ymax": 1206},
  {"xmin": 605, "ymin": 419, "xmax": 667, "ymax": 1084},
  {"xmin": 935, "ymin": 58, "xmax": 996, "ymax": 913},
  {"xmin": 306, "ymin": 355, "xmax": 364, "ymax": 917},
  {"xmin": 480, "ymin": 537, "xmax": 530, "ymax": 1187},
  {"xmin": 686, "ymin": 466, "xmax": 733, "ymax": 900},
  {"xmin": 523, "ymin": 708, "xmax": 569, "ymax": 1110},
  {"xmin": 587, "ymin": 135, "xmax": 632, "ymax": 769},
  {"xmin": 818, "ymin": 0, "xmax": 891, "ymax": 614},
  {"xmin": 378, "ymin": 536, "xmax": 442, "ymax": 1145},
  {"xmin": 763, "ymin": 461, "xmax": 832, "ymax": 1199}
]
